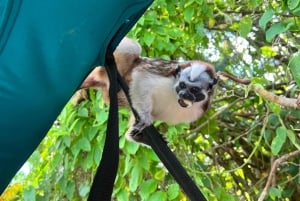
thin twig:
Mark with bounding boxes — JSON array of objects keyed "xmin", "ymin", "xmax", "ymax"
[
  {"xmin": 191, "ymin": 98, "xmax": 243, "ymax": 132},
  {"xmin": 258, "ymin": 150, "xmax": 300, "ymax": 201}
]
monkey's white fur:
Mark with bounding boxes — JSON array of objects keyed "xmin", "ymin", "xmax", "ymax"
[{"xmin": 130, "ymin": 68, "xmax": 208, "ymax": 126}]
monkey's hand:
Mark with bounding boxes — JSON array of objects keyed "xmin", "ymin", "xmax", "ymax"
[
  {"xmin": 126, "ymin": 121, "xmax": 168, "ymax": 146},
  {"xmin": 126, "ymin": 120, "xmax": 150, "ymax": 145}
]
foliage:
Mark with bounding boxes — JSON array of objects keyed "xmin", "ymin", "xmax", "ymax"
[{"xmin": 2, "ymin": 0, "xmax": 300, "ymax": 200}]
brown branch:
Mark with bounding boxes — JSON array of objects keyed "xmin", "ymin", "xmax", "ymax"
[
  {"xmin": 217, "ymin": 71, "xmax": 251, "ymax": 85},
  {"xmin": 253, "ymin": 84, "xmax": 300, "ymax": 109},
  {"xmin": 258, "ymin": 150, "xmax": 300, "ymax": 201}
]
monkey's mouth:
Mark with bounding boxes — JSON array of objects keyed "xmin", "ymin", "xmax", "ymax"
[{"xmin": 178, "ymin": 98, "xmax": 193, "ymax": 108}]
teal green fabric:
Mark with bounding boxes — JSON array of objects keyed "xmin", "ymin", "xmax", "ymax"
[{"xmin": 0, "ymin": 0, "xmax": 152, "ymax": 193}]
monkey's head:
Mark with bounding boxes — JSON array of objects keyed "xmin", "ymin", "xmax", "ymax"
[{"xmin": 174, "ymin": 62, "xmax": 217, "ymax": 108}]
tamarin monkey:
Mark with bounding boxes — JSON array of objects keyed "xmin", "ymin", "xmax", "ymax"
[{"xmin": 79, "ymin": 37, "xmax": 249, "ymax": 145}]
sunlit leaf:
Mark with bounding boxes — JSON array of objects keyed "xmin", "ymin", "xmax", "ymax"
[
  {"xmin": 116, "ymin": 188, "xmax": 129, "ymax": 201},
  {"xmin": 238, "ymin": 16, "xmax": 252, "ymax": 37},
  {"xmin": 208, "ymin": 18, "xmax": 216, "ymax": 28},
  {"xmin": 140, "ymin": 179, "xmax": 158, "ymax": 200},
  {"xmin": 167, "ymin": 183, "xmax": 180, "ymax": 200},
  {"xmin": 260, "ymin": 46, "xmax": 278, "ymax": 57},
  {"xmin": 125, "ymin": 141, "xmax": 139, "ymax": 155},
  {"xmin": 148, "ymin": 191, "xmax": 167, "ymax": 201},
  {"xmin": 154, "ymin": 169, "xmax": 166, "ymax": 181}
]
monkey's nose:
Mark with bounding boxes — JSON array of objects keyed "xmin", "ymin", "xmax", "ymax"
[{"xmin": 178, "ymin": 91, "xmax": 194, "ymax": 101}]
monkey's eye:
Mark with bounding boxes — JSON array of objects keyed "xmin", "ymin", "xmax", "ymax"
[
  {"xmin": 179, "ymin": 82, "xmax": 186, "ymax": 89},
  {"xmin": 190, "ymin": 87, "xmax": 200, "ymax": 94}
]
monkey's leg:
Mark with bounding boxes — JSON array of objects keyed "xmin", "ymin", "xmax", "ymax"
[{"xmin": 125, "ymin": 113, "xmax": 151, "ymax": 145}]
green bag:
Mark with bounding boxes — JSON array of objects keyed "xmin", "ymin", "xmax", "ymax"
[{"xmin": 0, "ymin": 0, "xmax": 152, "ymax": 193}]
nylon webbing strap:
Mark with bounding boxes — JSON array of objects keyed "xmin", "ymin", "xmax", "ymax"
[
  {"xmin": 117, "ymin": 72, "xmax": 207, "ymax": 201},
  {"xmin": 87, "ymin": 53, "xmax": 119, "ymax": 201}
]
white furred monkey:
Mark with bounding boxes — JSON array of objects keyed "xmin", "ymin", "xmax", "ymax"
[{"xmin": 80, "ymin": 37, "xmax": 218, "ymax": 145}]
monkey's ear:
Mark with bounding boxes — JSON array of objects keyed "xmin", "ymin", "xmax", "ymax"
[
  {"xmin": 190, "ymin": 63, "xmax": 206, "ymax": 81},
  {"xmin": 208, "ymin": 76, "xmax": 219, "ymax": 89}
]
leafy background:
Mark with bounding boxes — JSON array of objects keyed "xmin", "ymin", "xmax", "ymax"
[{"xmin": 1, "ymin": 0, "xmax": 300, "ymax": 200}]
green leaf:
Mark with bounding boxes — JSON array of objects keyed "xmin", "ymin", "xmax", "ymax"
[
  {"xmin": 183, "ymin": 7, "xmax": 194, "ymax": 23},
  {"xmin": 82, "ymin": 149, "xmax": 94, "ymax": 170},
  {"xmin": 260, "ymin": 46, "xmax": 278, "ymax": 57},
  {"xmin": 154, "ymin": 169, "xmax": 166, "ymax": 181},
  {"xmin": 167, "ymin": 183, "xmax": 180, "ymax": 200},
  {"xmin": 129, "ymin": 166, "xmax": 142, "ymax": 192},
  {"xmin": 125, "ymin": 141, "xmax": 139, "ymax": 155},
  {"xmin": 269, "ymin": 187, "xmax": 282, "ymax": 199},
  {"xmin": 62, "ymin": 135, "xmax": 71, "ymax": 147},
  {"xmin": 74, "ymin": 137, "xmax": 91, "ymax": 152},
  {"xmin": 288, "ymin": 0, "xmax": 300, "ymax": 10},
  {"xmin": 143, "ymin": 32, "xmax": 155, "ymax": 47},
  {"xmin": 140, "ymin": 179, "xmax": 158, "ymax": 200},
  {"xmin": 271, "ymin": 127, "xmax": 287, "ymax": 155},
  {"xmin": 148, "ymin": 191, "xmax": 167, "ymax": 201},
  {"xmin": 66, "ymin": 181, "xmax": 75, "ymax": 200},
  {"xmin": 287, "ymin": 129, "xmax": 300, "ymax": 150},
  {"xmin": 93, "ymin": 145, "xmax": 102, "ymax": 165},
  {"xmin": 79, "ymin": 184, "xmax": 90, "ymax": 197},
  {"xmin": 238, "ymin": 16, "xmax": 252, "ymax": 37},
  {"xmin": 288, "ymin": 51, "xmax": 300, "ymax": 86},
  {"xmin": 24, "ymin": 187, "xmax": 36, "ymax": 201},
  {"xmin": 78, "ymin": 107, "xmax": 89, "ymax": 117},
  {"xmin": 266, "ymin": 22, "xmax": 293, "ymax": 42},
  {"xmin": 116, "ymin": 188, "xmax": 129, "ymax": 201},
  {"xmin": 268, "ymin": 102, "xmax": 281, "ymax": 115},
  {"xmin": 249, "ymin": 0, "xmax": 262, "ymax": 8},
  {"xmin": 87, "ymin": 127, "xmax": 98, "ymax": 140},
  {"xmin": 259, "ymin": 8, "xmax": 274, "ymax": 30}
]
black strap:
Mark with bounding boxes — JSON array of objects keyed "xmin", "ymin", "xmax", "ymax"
[
  {"xmin": 87, "ymin": 53, "xmax": 119, "ymax": 201},
  {"xmin": 144, "ymin": 126, "xmax": 207, "ymax": 201},
  {"xmin": 117, "ymin": 71, "xmax": 207, "ymax": 201}
]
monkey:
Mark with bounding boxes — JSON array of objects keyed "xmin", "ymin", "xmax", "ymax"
[
  {"xmin": 79, "ymin": 37, "xmax": 250, "ymax": 145},
  {"xmin": 124, "ymin": 58, "xmax": 217, "ymax": 144}
]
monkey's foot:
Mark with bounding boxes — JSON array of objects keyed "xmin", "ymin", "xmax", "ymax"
[
  {"xmin": 128, "ymin": 121, "xmax": 151, "ymax": 145},
  {"xmin": 125, "ymin": 123, "xmax": 168, "ymax": 147},
  {"xmin": 126, "ymin": 131, "xmax": 150, "ymax": 146}
]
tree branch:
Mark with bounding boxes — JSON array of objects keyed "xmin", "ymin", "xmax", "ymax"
[
  {"xmin": 258, "ymin": 150, "xmax": 300, "ymax": 201},
  {"xmin": 253, "ymin": 84, "xmax": 300, "ymax": 109}
]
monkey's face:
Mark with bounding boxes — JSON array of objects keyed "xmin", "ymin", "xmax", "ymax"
[{"xmin": 174, "ymin": 63, "xmax": 216, "ymax": 108}]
